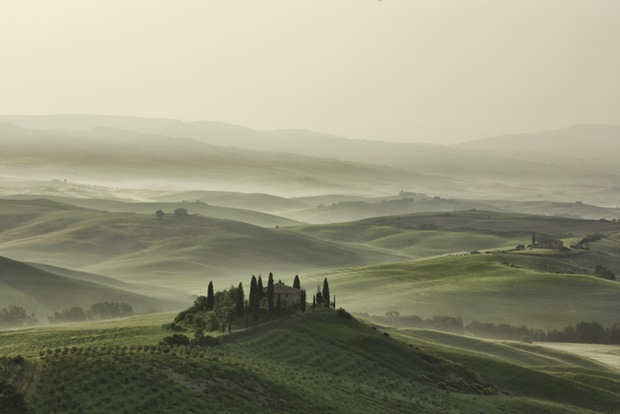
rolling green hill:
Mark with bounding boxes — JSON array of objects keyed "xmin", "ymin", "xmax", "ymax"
[
  {"xmin": 1, "ymin": 310, "xmax": 618, "ymax": 413},
  {"xmin": 292, "ymin": 210, "xmax": 620, "ymax": 262},
  {"xmin": 304, "ymin": 253, "xmax": 620, "ymax": 329},
  {"xmin": 4, "ymin": 195, "xmax": 302, "ymax": 228},
  {"xmin": 0, "ymin": 256, "xmax": 185, "ymax": 320},
  {"xmin": 0, "ymin": 199, "xmax": 402, "ymax": 288}
]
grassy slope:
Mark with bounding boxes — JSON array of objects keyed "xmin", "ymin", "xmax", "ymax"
[
  {"xmin": 392, "ymin": 328, "xmax": 620, "ymax": 413},
  {"xmin": 0, "ymin": 256, "xmax": 185, "ymax": 318},
  {"xmin": 292, "ymin": 210, "xmax": 620, "ymax": 271},
  {"xmin": 0, "ymin": 199, "xmax": 401, "ymax": 287},
  {"xmin": 1, "ymin": 311, "xmax": 617, "ymax": 413},
  {"xmin": 305, "ymin": 253, "xmax": 620, "ymax": 329},
  {"xmin": 5, "ymin": 195, "xmax": 302, "ymax": 228}
]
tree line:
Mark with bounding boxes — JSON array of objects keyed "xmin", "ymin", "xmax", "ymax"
[
  {"xmin": 49, "ymin": 302, "xmax": 134, "ymax": 323},
  {"xmin": 377, "ymin": 312, "xmax": 620, "ymax": 345},
  {"xmin": 0, "ymin": 306, "xmax": 38, "ymax": 329}
]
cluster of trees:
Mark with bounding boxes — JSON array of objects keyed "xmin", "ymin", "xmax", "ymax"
[
  {"xmin": 312, "ymin": 278, "xmax": 333, "ymax": 310},
  {"xmin": 593, "ymin": 264, "xmax": 616, "ymax": 280},
  {"xmin": 48, "ymin": 302, "xmax": 133, "ymax": 323},
  {"xmin": 570, "ymin": 233, "xmax": 605, "ymax": 249},
  {"xmin": 0, "ymin": 306, "xmax": 38, "ymax": 328},
  {"xmin": 466, "ymin": 320, "xmax": 620, "ymax": 344},
  {"xmin": 174, "ymin": 274, "xmax": 332, "ymax": 334},
  {"xmin": 377, "ymin": 312, "xmax": 620, "ymax": 344},
  {"xmin": 378, "ymin": 312, "xmax": 464, "ymax": 332}
]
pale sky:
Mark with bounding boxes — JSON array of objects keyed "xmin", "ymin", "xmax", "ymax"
[{"xmin": 1, "ymin": 0, "xmax": 619, "ymax": 144}]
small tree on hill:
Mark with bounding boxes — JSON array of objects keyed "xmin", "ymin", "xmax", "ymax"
[
  {"xmin": 249, "ymin": 275, "xmax": 258, "ymax": 310},
  {"xmin": 322, "ymin": 278, "xmax": 330, "ymax": 309},
  {"xmin": 293, "ymin": 274, "xmax": 301, "ymax": 289},
  {"xmin": 236, "ymin": 282, "xmax": 245, "ymax": 317},
  {"xmin": 257, "ymin": 276, "xmax": 264, "ymax": 302},
  {"xmin": 206, "ymin": 281, "xmax": 215, "ymax": 311},
  {"xmin": 316, "ymin": 291, "xmax": 323, "ymax": 306},
  {"xmin": 155, "ymin": 210, "xmax": 165, "ymax": 220},
  {"xmin": 267, "ymin": 272, "xmax": 275, "ymax": 319},
  {"xmin": 300, "ymin": 289, "xmax": 307, "ymax": 312},
  {"xmin": 213, "ymin": 294, "xmax": 234, "ymax": 333}
]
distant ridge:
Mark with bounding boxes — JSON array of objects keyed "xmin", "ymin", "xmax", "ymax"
[{"xmin": 456, "ymin": 124, "xmax": 620, "ymax": 162}]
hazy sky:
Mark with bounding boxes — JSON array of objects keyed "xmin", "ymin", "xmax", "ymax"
[{"xmin": 1, "ymin": 0, "xmax": 619, "ymax": 144}]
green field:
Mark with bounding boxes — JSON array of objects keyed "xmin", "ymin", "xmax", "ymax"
[
  {"xmin": 1, "ymin": 310, "xmax": 619, "ymax": 413},
  {"xmin": 305, "ymin": 253, "xmax": 620, "ymax": 329},
  {"xmin": 1, "ymin": 120, "xmax": 620, "ymax": 412}
]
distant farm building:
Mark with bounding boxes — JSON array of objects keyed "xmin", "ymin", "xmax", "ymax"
[
  {"xmin": 262, "ymin": 282, "xmax": 301, "ymax": 308},
  {"xmin": 536, "ymin": 239, "xmax": 564, "ymax": 249},
  {"xmin": 530, "ymin": 233, "xmax": 564, "ymax": 250},
  {"xmin": 174, "ymin": 208, "xmax": 188, "ymax": 216}
]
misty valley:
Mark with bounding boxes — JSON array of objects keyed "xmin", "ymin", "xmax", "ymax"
[{"xmin": 1, "ymin": 116, "xmax": 620, "ymax": 413}]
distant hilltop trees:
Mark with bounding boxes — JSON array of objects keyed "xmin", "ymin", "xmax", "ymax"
[{"xmin": 155, "ymin": 208, "xmax": 192, "ymax": 219}]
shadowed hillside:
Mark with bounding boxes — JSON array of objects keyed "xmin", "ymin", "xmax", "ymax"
[
  {"xmin": 0, "ymin": 255, "xmax": 185, "ymax": 320},
  {"xmin": 1, "ymin": 310, "xmax": 618, "ymax": 413}
]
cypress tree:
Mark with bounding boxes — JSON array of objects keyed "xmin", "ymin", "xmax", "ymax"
[
  {"xmin": 236, "ymin": 282, "xmax": 244, "ymax": 318},
  {"xmin": 312, "ymin": 294, "xmax": 316, "ymax": 310},
  {"xmin": 257, "ymin": 276, "xmax": 264, "ymax": 301},
  {"xmin": 300, "ymin": 289, "xmax": 307, "ymax": 312},
  {"xmin": 206, "ymin": 281, "xmax": 215, "ymax": 311},
  {"xmin": 254, "ymin": 276, "xmax": 264, "ymax": 322},
  {"xmin": 276, "ymin": 293, "xmax": 281, "ymax": 317},
  {"xmin": 249, "ymin": 275, "xmax": 257, "ymax": 310},
  {"xmin": 333, "ymin": 295, "xmax": 336, "ymax": 309},
  {"xmin": 293, "ymin": 274, "xmax": 301, "ymax": 289},
  {"xmin": 316, "ymin": 291, "xmax": 323, "ymax": 305},
  {"xmin": 252, "ymin": 294, "xmax": 260, "ymax": 323},
  {"xmin": 267, "ymin": 272, "xmax": 275, "ymax": 319},
  {"xmin": 322, "ymin": 278, "xmax": 330, "ymax": 309}
]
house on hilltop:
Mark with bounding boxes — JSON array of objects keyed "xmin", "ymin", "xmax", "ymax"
[
  {"xmin": 530, "ymin": 233, "xmax": 564, "ymax": 250},
  {"xmin": 262, "ymin": 282, "xmax": 301, "ymax": 308},
  {"xmin": 536, "ymin": 239, "xmax": 564, "ymax": 249}
]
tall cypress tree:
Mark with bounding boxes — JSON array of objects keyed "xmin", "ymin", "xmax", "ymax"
[
  {"xmin": 312, "ymin": 294, "xmax": 316, "ymax": 310},
  {"xmin": 206, "ymin": 281, "xmax": 215, "ymax": 311},
  {"xmin": 322, "ymin": 278, "xmax": 330, "ymax": 309},
  {"xmin": 257, "ymin": 276, "xmax": 264, "ymax": 302},
  {"xmin": 300, "ymin": 289, "xmax": 307, "ymax": 312},
  {"xmin": 249, "ymin": 275, "xmax": 257, "ymax": 310},
  {"xmin": 267, "ymin": 272, "xmax": 275, "ymax": 319},
  {"xmin": 276, "ymin": 293, "xmax": 281, "ymax": 317},
  {"xmin": 236, "ymin": 282, "xmax": 244, "ymax": 318},
  {"xmin": 293, "ymin": 274, "xmax": 301, "ymax": 289}
]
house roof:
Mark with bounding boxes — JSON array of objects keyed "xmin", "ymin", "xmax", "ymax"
[{"xmin": 263, "ymin": 282, "xmax": 301, "ymax": 295}]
